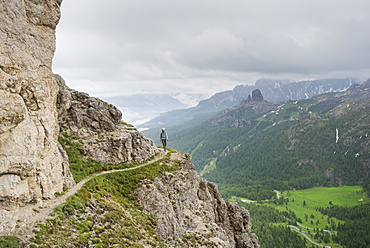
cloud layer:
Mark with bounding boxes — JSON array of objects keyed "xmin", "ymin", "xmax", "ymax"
[{"xmin": 53, "ymin": 0, "xmax": 370, "ymax": 101}]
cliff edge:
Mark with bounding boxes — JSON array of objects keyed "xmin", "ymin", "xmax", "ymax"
[{"xmin": 135, "ymin": 152, "xmax": 259, "ymax": 247}]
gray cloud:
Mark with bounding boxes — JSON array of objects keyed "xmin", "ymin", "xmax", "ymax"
[{"xmin": 53, "ymin": 0, "xmax": 370, "ymax": 100}]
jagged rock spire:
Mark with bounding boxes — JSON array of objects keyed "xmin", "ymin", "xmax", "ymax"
[{"xmin": 241, "ymin": 89, "xmax": 264, "ymax": 105}]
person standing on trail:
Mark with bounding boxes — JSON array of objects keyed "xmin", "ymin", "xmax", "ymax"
[{"xmin": 160, "ymin": 128, "xmax": 168, "ymax": 151}]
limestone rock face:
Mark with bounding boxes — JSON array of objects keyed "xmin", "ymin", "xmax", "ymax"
[
  {"xmin": 0, "ymin": 0, "xmax": 75, "ymax": 208},
  {"xmin": 57, "ymin": 75, "xmax": 157, "ymax": 164},
  {"xmin": 135, "ymin": 153, "xmax": 259, "ymax": 248}
]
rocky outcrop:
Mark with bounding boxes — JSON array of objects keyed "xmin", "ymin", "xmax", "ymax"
[
  {"xmin": 251, "ymin": 89, "xmax": 264, "ymax": 102},
  {"xmin": 0, "ymin": 0, "xmax": 74, "ymax": 208},
  {"xmin": 241, "ymin": 89, "xmax": 264, "ymax": 105},
  {"xmin": 56, "ymin": 75, "xmax": 157, "ymax": 164},
  {"xmin": 135, "ymin": 153, "xmax": 259, "ymax": 248}
]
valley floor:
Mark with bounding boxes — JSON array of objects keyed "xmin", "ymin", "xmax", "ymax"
[{"xmin": 232, "ymin": 186, "xmax": 369, "ymax": 248}]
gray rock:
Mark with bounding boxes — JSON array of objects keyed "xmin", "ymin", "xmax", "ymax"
[
  {"xmin": 0, "ymin": 0, "xmax": 75, "ymax": 208},
  {"xmin": 241, "ymin": 89, "xmax": 264, "ymax": 105},
  {"xmin": 135, "ymin": 153, "xmax": 259, "ymax": 248},
  {"xmin": 251, "ymin": 89, "xmax": 264, "ymax": 102}
]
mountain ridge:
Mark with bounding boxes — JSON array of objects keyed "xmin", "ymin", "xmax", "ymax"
[{"xmin": 140, "ymin": 78, "xmax": 361, "ymax": 129}]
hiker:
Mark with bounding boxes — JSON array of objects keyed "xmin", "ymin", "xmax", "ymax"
[{"xmin": 160, "ymin": 128, "xmax": 168, "ymax": 151}]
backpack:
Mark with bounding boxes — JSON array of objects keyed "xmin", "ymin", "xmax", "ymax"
[{"xmin": 161, "ymin": 132, "xmax": 167, "ymax": 140}]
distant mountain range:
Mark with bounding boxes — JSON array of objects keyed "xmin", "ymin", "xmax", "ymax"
[{"xmin": 139, "ymin": 78, "xmax": 362, "ymax": 129}]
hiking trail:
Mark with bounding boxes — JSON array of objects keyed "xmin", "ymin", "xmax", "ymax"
[{"xmin": 0, "ymin": 151, "xmax": 168, "ymax": 241}]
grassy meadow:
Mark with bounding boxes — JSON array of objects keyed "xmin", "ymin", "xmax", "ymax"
[
  {"xmin": 273, "ymin": 186, "xmax": 368, "ymax": 227},
  {"xmin": 283, "ymin": 186, "xmax": 368, "ymax": 208},
  {"xmin": 233, "ymin": 186, "xmax": 368, "ymax": 247}
]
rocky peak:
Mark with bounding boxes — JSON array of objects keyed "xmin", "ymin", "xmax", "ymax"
[
  {"xmin": 56, "ymin": 75, "xmax": 122, "ymax": 133},
  {"xmin": 241, "ymin": 89, "xmax": 264, "ymax": 105},
  {"xmin": 252, "ymin": 89, "xmax": 264, "ymax": 102}
]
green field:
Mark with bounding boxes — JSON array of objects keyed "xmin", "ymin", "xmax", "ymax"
[
  {"xmin": 284, "ymin": 186, "xmax": 368, "ymax": 208},
  {"xmin": 234, "ymin": 186, "xmax": 368, "ymax": 247},
  {"xmin": 269, "ymin": 186, "xmax": 368, "ymax": 229}
]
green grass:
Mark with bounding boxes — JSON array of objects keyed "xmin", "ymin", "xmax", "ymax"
[
  {"xmin": 272, "ymin": 201, "xmax": 342, "ymax": 229},
  {"xmin": 266, "ymin": 186, "xmax": 367, "ymax": 230},
  {"xmin": 285, "ymin": 186, "xmax": 368, "ymax": 208},
  {"xmin": 0, "ymin": 236, "xmax": 21, "ymax": 248}
]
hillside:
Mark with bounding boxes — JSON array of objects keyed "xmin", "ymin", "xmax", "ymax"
[
  {"xmin": 139, "ymin": 78, "xmax": 361, "ymax": 129},
  {"xmin": 161, "ymin": 79, "xmax": 370, "ymax": 199}
]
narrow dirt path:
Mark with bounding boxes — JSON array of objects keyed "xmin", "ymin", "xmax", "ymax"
[{"xmin": 0, "ymin": 151, "xmax": 168, "ymax": 241}]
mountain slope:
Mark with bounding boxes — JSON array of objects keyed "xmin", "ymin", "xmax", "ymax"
[{"xmin": 165, "ymin": 79, "xmax": 370, "ymax": 199}]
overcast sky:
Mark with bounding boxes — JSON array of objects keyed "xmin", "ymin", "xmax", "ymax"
[{"xmin": 53, "ymin": 0, "xmax": 370, "ymax": 104}]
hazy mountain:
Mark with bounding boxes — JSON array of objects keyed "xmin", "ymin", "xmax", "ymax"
[
  {"xmin": 139, "ymin": 78, "xmax": 361, "ymax": 129},
  {"xmin": 255, "ymin": 78, "xmax": 361, "ymax": 101},
  {"xmin": 101, "ymin": 94, "xmax": 187, "ymax": 125}
]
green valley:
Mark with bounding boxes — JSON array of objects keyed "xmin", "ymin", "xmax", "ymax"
[{"xmin": 235, "ymin": 186, "xmax": 369, "ymax": 248}]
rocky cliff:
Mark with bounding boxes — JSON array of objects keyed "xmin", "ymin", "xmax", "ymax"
[
  {"xmin": 135, "ymin": 152, "xmax": 259, "ymax": 248},
  {"xmin": 0, "ymin": 0, "xmax": 74, "ymax": 209},
  {"xmin": 56, "ymin": 74, "xmax": 157, "ymax": 164}
]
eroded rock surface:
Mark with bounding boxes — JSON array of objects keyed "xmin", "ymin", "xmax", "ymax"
[
  {"xmin": 0, "ymin": 0, "xmax": 74, "ymax": 209},
  {"xmin": 135, "ymin": 153, "xmax": 259, "ymax": 248},
  {"xmin": 56, "ymin": 75, "xmax": 158, "ymax": 164}
]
